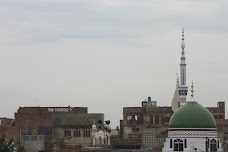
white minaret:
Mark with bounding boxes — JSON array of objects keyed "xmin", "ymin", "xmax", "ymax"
[{"xmin": 179, "ymin": 28, "xmax": 188, "ymax": 106}]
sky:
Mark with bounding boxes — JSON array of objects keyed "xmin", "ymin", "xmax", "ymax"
[{"xmin": 0, "ymin": 0, "xmax": 228, "ymax": 128}]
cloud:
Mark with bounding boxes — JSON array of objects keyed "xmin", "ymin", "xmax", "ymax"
[
  {"xmin": 1, "ymin": 0, "xmax": 227, "ymax": 46},
  {"xmin": 0, "ymin": 0, "xmax": 228, "ymax": 127}
]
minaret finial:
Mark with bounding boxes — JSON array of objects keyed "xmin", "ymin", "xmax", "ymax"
[
  {"xmin": 181, "ymin": 28, "xmax": 185, "ymax": 49},
  {"xmin": 191, "ymin": 81, "xmax": 194, "ymax": 101}
]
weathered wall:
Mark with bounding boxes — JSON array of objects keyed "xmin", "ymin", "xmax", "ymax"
[
  {"xmin": 21, "ymin": 135, "xmax": 45, "ymax": 152},
  {"xmin": 0, "ymin": 125, "xmax": 17, "ymax": 140},
  {"xmin": 53, "ymin": 113, "xmax": 104, "ymax": 147},
  {"xmin": 15, "ymin": 106, "xmax": 88, "ymax": 151},
  {"xmin": 53, "ymin": 113, "xmax": 104, "ymax": 128}
]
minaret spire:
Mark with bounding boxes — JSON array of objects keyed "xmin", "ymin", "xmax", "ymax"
[
  {"xmin": 172, "ymin": 73, "xmax": 180, "ymax": 112},
  {"xmin": 180, "ymin": 28, "xmax": 186, "ymax": 85},
  {"xmin": 179, "ymin": 28, "xmax": 188, "ymax": 107},
  {"xmin": 176, "ymin": 73, "xmax": 179, "ymax": 85}
]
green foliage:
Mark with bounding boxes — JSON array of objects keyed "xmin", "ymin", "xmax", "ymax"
[{"xmin": 0, "ymin": 135, "xmax": 15, "ymax": 152}]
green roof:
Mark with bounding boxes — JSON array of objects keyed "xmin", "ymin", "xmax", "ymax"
[{"xmin": 169, "ymin": 102, "xmax": 216, "ymax": 128}]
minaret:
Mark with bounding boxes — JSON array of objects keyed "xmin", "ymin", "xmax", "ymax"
[
  {"xmin": 179, "ymin": 28, "xmax": 188, "ymax": 106},
  {"xmin": 171, "ymin": 73, "xmax": 180, "ymax": 112}
]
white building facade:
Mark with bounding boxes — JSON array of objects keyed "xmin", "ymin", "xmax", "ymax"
[{"xmin": 162, "ymin": 102, "xmax": 223, "ymax": 152}]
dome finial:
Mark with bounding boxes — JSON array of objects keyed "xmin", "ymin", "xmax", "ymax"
[{"xmin": 191, "ymin": 81, "xmax": 194, "ymax": 101}]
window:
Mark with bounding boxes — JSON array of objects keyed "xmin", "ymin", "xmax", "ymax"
[
  {"xmin": 170, "ymin": 139, "xmax": 172, "ymax": 148},
  {"xmin": 174, "ymin": 139, "xmax": 183, "ymax": 151},
  {"xmin": 155, "ymin": 115, "xmax": 159, "ymax": 125},
  {"xmin": 31, "ymin": 136, "xmax": 37, "ymax": 140},
  {"xmin": 218, "ymin": 139, "xmax": 220, "ymax": 148},
  {"xmin": 64, "ymin": 128, "xmax": 71, "ymax": 137},
  {"xmin": 73, "ymin": 128, "xmax": 81, "ymax": 137},
  {"xmin": 83, "ymin": 128, "xmax": 91, "ymax": 137},
  {"xmin": 150, "ymin": 115, "xmax": 153, "ymax": 124},
  {"xmin": 161, "ymin": 115, "xmax": 164, "ymax": 125},
  {"xmin": 184, "ymin": 139, "xmax": 187, "ymax": 148},
  {"xmin": 210, "ymin": 139, "xmax": 217, "ymax": 151}
]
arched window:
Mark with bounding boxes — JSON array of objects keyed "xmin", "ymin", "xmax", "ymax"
[
  {"xmin": 210, "ymin": 139, "xmax": 217, "ymax": 152},
  {"xmin": 174, "ymin": 139, "xmax": 183, "ymax": 151}
]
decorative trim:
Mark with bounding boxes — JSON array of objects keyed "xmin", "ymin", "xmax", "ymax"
[
  {"xmin": 168, "ymin": 131, "xmax": 217, "ymax": 138},
  {"xmin": 169, "ymin": 128, "xmax": 217, "ymax": 131}
]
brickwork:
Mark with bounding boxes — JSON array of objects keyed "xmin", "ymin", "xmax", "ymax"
[
  {"xmin": 15, "ymin": 106, "xmax": 89, "ymax": 152},
  {"xmin": 0, "ymin": 125, "xmax": 18, "ymax": 141}
]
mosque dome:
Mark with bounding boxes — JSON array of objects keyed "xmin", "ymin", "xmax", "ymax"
[{"xmin": 169, "ymin": 101, "xmax": 216, "ymax": 128}]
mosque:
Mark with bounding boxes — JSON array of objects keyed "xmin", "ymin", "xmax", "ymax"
[
  {"xmin": 162, "ymin": 29, "xmax": 223, "ymax": 151},
  {"xmin": 119, "ymin": 29, "xmax": 226, "ymax": 152},
  {"xmin": 162, "ymin": 83, "xmax": 223, "ymax": 151}
]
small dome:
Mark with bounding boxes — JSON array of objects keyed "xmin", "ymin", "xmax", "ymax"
[
  {"xmin": 92, "ymin": 124, "xmax": 96, "ymax": 129},
  {"xmin": 169, "ymin": 102, "xmax": 216, "ymax": 128}
]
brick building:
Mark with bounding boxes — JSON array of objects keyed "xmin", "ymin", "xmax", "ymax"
[
  {"xmin": 118, "ymin": 98, "xmax": 172, "ymax": 150},
  {"xmin": 15, "ymin": 106, "xmax": 104, "ymax": 152},
  {"xmin": 0, "ymin": 125, "xmax": 17, "ymax": 140},
  {"xmin": 0, "ymin": 117, "xmax": 18, "ymax": 151}
]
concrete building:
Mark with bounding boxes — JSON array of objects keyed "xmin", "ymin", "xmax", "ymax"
[
  {"xmin": 15, "ymin": 106, "xmax": 104, "ymax": 152},
  {"xmin": 20, "ymin": 135, "xmax": 45, "ymax": 152},
  {"xmin": 119, "ymin": 98, "xmax": 173, "ymax": 150},
  {"xmin": 52, "ymin": 113, "xmax": 104, "ymax": 150}
]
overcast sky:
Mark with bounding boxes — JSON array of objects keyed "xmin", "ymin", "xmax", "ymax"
[{"xmin": 0, "ymin": 0, "xmax": 228, "ymax": 128}]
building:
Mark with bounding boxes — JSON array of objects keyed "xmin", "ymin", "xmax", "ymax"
[
  {"xmin": 162, "ymin": 101, "xmax": 223, "ymax": 152},
  {"xmin": 0, "ymin": 117, "xmax": 18, "ymax": 151},
  {"xmin": 118, "ymin": 29, "xmax": 228, "ymax": 151},
  {"xmin": 0, "ymin": 117, "xmax": 14, "ymax": 126},
  {"xmin": 0, "ymin": 117, "xmax": 17, "ymax": 143},
  {"xmin": 52, "ymin": 113, "xmax": 104, "ymax": 151},
  {"xmin": 118, "ymin": 98, "xmax": 172, "ymax": 150},
  {"xmin": 15, "ymin": 106, "xmax": 104, "ymax": 152}
]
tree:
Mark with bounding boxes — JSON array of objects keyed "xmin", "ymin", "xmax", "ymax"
[{"xmin": 0, "ymin": 135, "xmax": 15, "ymax": 152}]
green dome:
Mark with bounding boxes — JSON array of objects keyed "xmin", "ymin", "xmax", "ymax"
[{"xmin": 169, "ymin": 102, "xmax": 216, "ymax": 128}]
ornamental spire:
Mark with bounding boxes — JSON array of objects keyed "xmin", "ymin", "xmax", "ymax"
[
  {"xmin": 176, "ymin": 73, "xmax": 179, "ymax": 85},
  {"xmin": 181, "ymin": 28, "xmax": 185, "ymax": 49},
  {"xmin": 180, "ymin": 28, "xmax": 186, "ymax": 85},
  {"xmin": 191, "ymin": 81, "xmax": 194, "ymax": 101}
]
